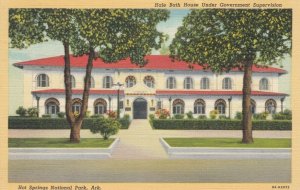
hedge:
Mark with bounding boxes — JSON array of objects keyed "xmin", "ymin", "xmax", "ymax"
[
  {"xmin": 152, "ymin": 119, "xmax": 291, "ymax": 130},
  {"xmin": 8, "ymin": 117, "xmax": 130, "ymax": 129}
]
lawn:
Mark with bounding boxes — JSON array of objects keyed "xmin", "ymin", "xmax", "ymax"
[
  {"xmin": 163, "ymin": 138, "xmax": 291, "ymax": 148},
  {"xmin": 8, "ymin": 138, "xmax": 114, "ymax": 148}
]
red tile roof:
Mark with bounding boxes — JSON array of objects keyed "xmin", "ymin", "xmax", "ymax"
[
  {"xmin": 32, "ymin": 89, "xmax": 124, "ymax": 95},
  {"xmin": 15, "ymin": 55, "xmax": 286, "ymax": 74},
  {"xmin": 156, "ymin": 90, "xmax": 287, "ymax": 96},
  {"xmin": 31, "ymin": 89, "xmax": 287, "ymax": 96}
]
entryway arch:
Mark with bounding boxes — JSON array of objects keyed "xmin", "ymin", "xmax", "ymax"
[{"xmin": 133, "ymin": 98, "xmax": 147, "ymax": 119}]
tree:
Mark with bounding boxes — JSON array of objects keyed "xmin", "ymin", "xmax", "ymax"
[
  {"xmin": 170, "ymin": 9, "xmax": 291, "ymax": 143},
  {"xmin": 90, "ymin": 117, "xmax": 121, "ymax": 140},
  {"xmin": 10, "ymin": 9, "xmax": 169, "ymax": 142}
]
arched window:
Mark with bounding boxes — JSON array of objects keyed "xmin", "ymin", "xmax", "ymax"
[
  {"xmin": 222, "ymin": 77, "xmax": 232, "ymax": 90},
  {"xmin": 72, "ymin": 98, "xmax": 82, "ymax": 113},
  {"xmin": 166, "ymin": 77, "xmax": 176, "ymax": 89},
  {"xmin": 94, "ymin": 98, "xmax": 107, "ymax": 114},
  {"xmin": 89, "ymin": 76, "xmax": 95, "ymax": 88},
  {"xmin": 265, "ymin": 99, "xmax": 277, "ymax": 114},
  {"xmin": 194, "ymin": 99, "xmax": 206, "ymax": 114},
  {"xmin": 200, "ymin": 77, "xmax": 209, "ymax": 89},
  {"xmin": 103, "ymin": 76, "xmax": 113, "ymax": 88},
  {"xmin": 215, "ymin": 99, "xmax": 226, "ymax": 115},
  {"xmin": 37, "ymin": 74, "xmax": 49, "ymax": 87},
  {"xmin": 259, "ymin": 78, "xmax": 269, "ymax": 90},
  {"xmin": 125, "ymin": 76, "xmax": 136, "ymax": 88},
  {"xmin": 173, "ymin": 99, "xmax": 185, "ymax": 114},
  {"xmin": 184, "ymin": 77, "xmax": 193, "ymax": 89},
  {"xmin": 144, "ymin": 76, "xmax": 155, "ymax": 88},
  {"xmin": 71, "ymin": 75, "xmax": 76, "ymax": 88},
  {"xmin": 45, "ymin": 98, "xmax": 60, "ymax": 115},
  {"xmin": 251, "ymin": 99, "xmax": 256, "ymax": 114}
]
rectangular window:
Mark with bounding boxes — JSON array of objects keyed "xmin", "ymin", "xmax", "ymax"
[{"xmin": 157, "ymin": 101, "xmax": 162, "ymax": 109}]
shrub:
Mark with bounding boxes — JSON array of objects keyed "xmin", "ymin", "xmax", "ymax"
[
  {"xmin": 253, "ymin": 112, "xmax": 268, "ymax": 120},
  {"xmin": 149, "ymin": 114, "xmax": 155, "ymax": 120},
  {"xmin": 85, "ymin": 111, "xmax": 91, "ymax": 118},
  {"xmin": 186, "ymin": 111, "xmax": 194, "ymax": 119},
  {"xmin": 235, "ymin": 111, "xmax": 242, "ymax": 120},
  {"xmin": 152, "ymin": 119, "xmax": 291, "ymax": 130},
  {"xmin": 90, "ymin": 117, "xmax": 120, "ymax": 140},
  {"xmin": 273, "ymin": 109, "xmax": 292, "ymax": 120},
  {"xmin": 155, "ymin": 109, "xmax": 170, "ymax": 119},
  {"xmin": 73, "ymin": 111, "xmax": 80, "ymax": 118},
  {"xmin": 209, "ymin": 110, "xmax": 219, "ymax": 119},
  {"xmin": 27, "ymin": 107, "xmax": 38, "ymax": 117},
  {"xmin": 16, "ymin": 106, "xmax": 27, "ymax": 117},
  {"xmin": 173, "ymin": 114, "xmax": 184, "ymax": 119},
  {"xmin": 57, "ymin": 112, "xmax": 65, "ymax": 118},
  {"xmin": 198, "ymin": 115, "xmax": 207, "ymax": 119},
  {"xmin": 42, "ymin": 114, "xmax": 51, "ymax": 118},
  {"xmin": 90, "ymin": 114, "xmax": 104, "ymax": 118},
  {"xmin": 118, "ymin": 115, "xmax": 131, "ymax": 129},
  {"xmin": 219, "ymin": 115, "xmax": 229, "ymax": 120},
  {"xmin": 107, "ymin": 110, "xmax": 117, "ymax": 119}
]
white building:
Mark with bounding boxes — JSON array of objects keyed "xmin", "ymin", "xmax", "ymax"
[{"xmin": 14, "ymin": 55, "xmax": 288, "ymax": 119}]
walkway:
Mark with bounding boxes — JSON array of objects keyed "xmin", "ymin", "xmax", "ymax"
[{"xmin": 111, "ymin": 119, "xmax": 168, "ymax": 159}]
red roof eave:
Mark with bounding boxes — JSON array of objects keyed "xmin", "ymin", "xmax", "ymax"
[
  {"xmin": 15, "ymin": 55, "xmax": 287, "ymax": 74},
  {"xmin": 32, "ymin": 89, "xmax": 125, "ymax": 95},
  {"xmin": 156, "ymin": 90, "xmax": 288, "ymax": 96}
]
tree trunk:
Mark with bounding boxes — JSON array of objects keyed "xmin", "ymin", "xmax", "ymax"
[
  {"xmin": 78, "ymin": 47, "xmax": 95, "ymax": 121},
  {"xmin": 242, "ymin": 60, "xmax": 254, "ymax": 144},
  {"xmin": 70, "ymin": 120, "xmax": 82, "ymax": 143}
]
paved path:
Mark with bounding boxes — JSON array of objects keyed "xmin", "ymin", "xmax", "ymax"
[{"xmin": 111, "ymin": 119, "xmax": 168, "ymax": 159}]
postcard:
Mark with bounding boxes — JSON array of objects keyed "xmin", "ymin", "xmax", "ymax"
[{"xmin": 1, "ymin": 0, "xmax": 299, "ymax": 190}]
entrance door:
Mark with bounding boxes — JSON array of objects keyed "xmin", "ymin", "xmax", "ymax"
[{"xmin": 133, "ymin": 98, "xmax": 147, "ymax": 119}]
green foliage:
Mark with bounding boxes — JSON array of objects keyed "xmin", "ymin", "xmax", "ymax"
[
  {"xmin": 8, "ymin": 117, "xmax": 129, "ymax": 129},
  {"xmin": 219, "ymin": 115, "xmax": 229, "ymax": 120},
  {"xmin": 118, "ymin": 115, "xmax": 131, "ymax": 129},
  {"xmin": 16, "ymin": 106, "xmax": 27, "ymax": 117},
  {"xmin": 90, "ymin": 117, "xmax": 120, "ymax": 140},
  {"xmin": 152, "ymin": 119, "xmax": 291, "ymax": 130},
  {"xmin": 57, "ymin": 112, "xmax": 66, "ymax": 118},
  {"xmin": 198, "ymin": 115, "xmax": 207, "ymax": 119},
  {"xmin": 235, "ymin": 111, "xmax": 242, "ymax": 120},
  {"xmin": 90, "ymin": 114, "xmax": 104, "ymax": 118},
  {"xmin": 186, "ymin": 111, "xmax": 194, "ymax": 119},
  {"xmin": 253, "ymin": 112, "xmax": 268, "ymax": 120},
  {"xmin": 209, "ymin": 110, "xmax": 219, "ymax": 119},
  {"xmin": 170, "ymin": 9, "xmax": 291, "ymax": 71},
  {"xmin": 172, "ymin": 114, "xmax": 185, "ymax": 119},
  {"xmin": 84, "ymin": 111, "xmax": 91, "ymax": 118},
  {"xmin": 273, "ymin": 109, "xmax": 292, "ymax": 120},
  {"xmin": 27, "ymin": 107, "xmax": 38, "ymax": 117},
  {"xmin": 149, "ymin": 114, "xmax": 155, "ymax": 120},
  {"xmin": 42, "ymin": 114, "xmax": 51, "ymax": 118}
]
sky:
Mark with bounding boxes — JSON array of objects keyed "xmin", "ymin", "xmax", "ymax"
[{"xmin": 8, "ymin": 9, "xmax": 291, "ymax": 115}]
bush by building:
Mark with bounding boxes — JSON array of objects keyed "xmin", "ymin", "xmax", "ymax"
[
  {"xmin": 90, "ymin": 117, "xmax": 120, "ymax": 140},
  {"xmin": 8, "ymin": 116, "xmax": 131, "ymax": 129},
  {"xmin": 186, "ymin": 111, "xmax": 194, "ymax": 119},
  {"xmin": 172, "ymin": 114, "xmax": 185, "ymax": 119},
  {"xmin": 152, "ymin": 119, "xmax": 291, "ymax": 130},
  {"xmin": 273, "ymin": 109, "xmax": 292, "ymax": 120},
  {"xmin": 16, "ymin": 106, "xmax": 27, "ymax": 117},
  {"xmin": 209, "ymin": 110, "xmax": 219, "ymax": 119}
]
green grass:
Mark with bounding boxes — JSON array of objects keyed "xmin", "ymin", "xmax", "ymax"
[
  {"xmin": 8, "ymin": 138, "xmax": 114, "ymax": 148},
  {"xmin": 163, "ymin": 138, "xmax": 291, "ymax": 148}
]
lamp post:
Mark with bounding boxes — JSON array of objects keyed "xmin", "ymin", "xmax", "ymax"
[
  {"xmin": 108, "ymin": 96, "xmax": 111, "ymax": 112},
  {"xmin": 113, "ymin": 82, "xmax": 124, "ymax": 119},
  {"xmin": 35, "ymin": 94, "xmax": 40, "ymax": 117},
  {"xmin": 228, "ymin": 96, "xmax": 232, "ymax": 119},
  {"xmin": 169, "ymin": 96, "xmax": 172, "ymax": 118},
  {"xmin": 280, "ymin": 97, "xmax": 285, "ymax": 113}
]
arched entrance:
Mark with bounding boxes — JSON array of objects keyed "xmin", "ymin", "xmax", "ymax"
[{"xmin": 133, "ymin": 98, "xmax": 147, "ymax": 119}]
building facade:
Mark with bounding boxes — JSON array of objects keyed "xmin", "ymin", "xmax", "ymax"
[{"xmin": 14, "ymin": 55, "xmax": 288, "ymax": 119}]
